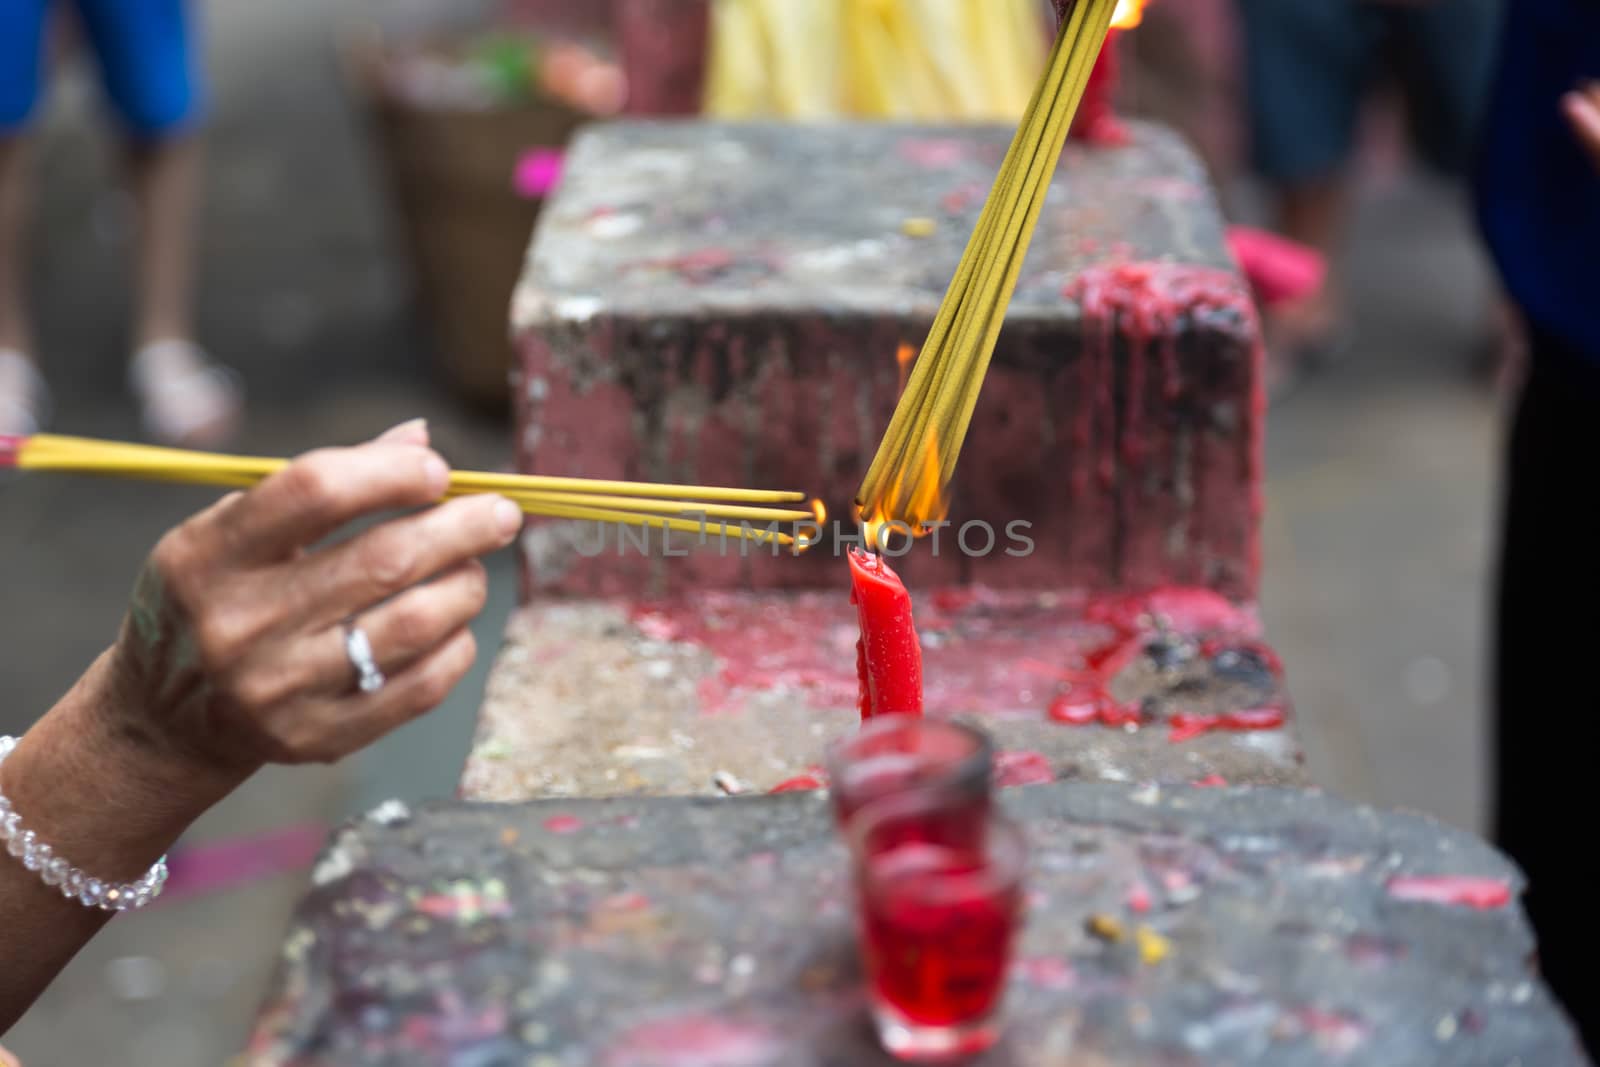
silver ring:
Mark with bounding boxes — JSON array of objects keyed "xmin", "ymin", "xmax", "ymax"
[{"xmin": 345, "ymin": 625, "xmax": 386, "ymax": 695}]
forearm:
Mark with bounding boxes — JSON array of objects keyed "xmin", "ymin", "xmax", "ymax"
[{"xmin": 0, "ymin": 649, "xmax": 249, "ymax": 1032}]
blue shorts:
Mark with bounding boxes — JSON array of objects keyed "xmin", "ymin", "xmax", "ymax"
[
  {"xmin": 1236, "ymin": 0, "xmax": 1501, "ymax": 182},
  {"xmin": 0, "ymin": 0, "xmax": 203, "ymax": 138}
]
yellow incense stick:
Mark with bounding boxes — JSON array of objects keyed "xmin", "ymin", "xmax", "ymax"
[
  {"xmin": 8, "ymin": 434, "xmax": 807, "ymax": 548},
  {"xmin": 857, "ymin": 0, "xmax": 1117, "ymax": 528}
]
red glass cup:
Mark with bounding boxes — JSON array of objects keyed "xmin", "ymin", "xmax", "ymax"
[
  {"xmin": 823, "ymin": 715, "xmax": 994, "ymax": 832},
  {"xmin": 852, "ymin": 790, "xmax": 1027, "ymax": 1061}
]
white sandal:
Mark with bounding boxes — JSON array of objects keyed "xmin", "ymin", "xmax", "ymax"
[
  {"xmin": 0, "ymin": 349, "xmax": 51, "ymax": 437},
  {"xmin": 130, "ymin": 340, "xmax": 243, "ymax": 448}
]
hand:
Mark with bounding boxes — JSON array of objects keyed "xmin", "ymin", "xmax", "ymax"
[
  {"xmin": 102, "ymin": 419, "xmax": 522, "ymax": 782},
  {"xmin": 1563, "ymin": 84, "xmax": 1600, "ymax": 174}
]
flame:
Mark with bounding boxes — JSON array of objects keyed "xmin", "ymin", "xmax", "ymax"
[
  {"xmin": 811, "ymin": 498, "xmax": 828, "ymax": 526},
  {"xmin": 856, "ymin": 434, "xmax": 949, "ymax": 552},
  {"xmin": 895, "ymin": 342, "xmax": 917, "ymax": 393},
  {"xmin": 1111, "ymin": 0, "xmax": 1149, "ymax": 30}
]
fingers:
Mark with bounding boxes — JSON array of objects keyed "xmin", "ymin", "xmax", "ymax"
[
  {"xmin": 305, "ymin": 628, "xmax": 479, "ymax": 762},
  {"xmin": 270, "ymin": 494, "xmax": 520, "ymax": 634},
  {"xmin": 376, "ymin": 418, "xmax": 430, "ymax": 446},
  {"xmin": 299, "ymin": 562, "xmax": 489, "ymax": 692},
  {"xmin": 217, "ymin": 442, "xmax": 452, "ymax": 562},
  {"xmin": 1564, "ymin": 88, "xmax": 1600, "ymax": 173}
]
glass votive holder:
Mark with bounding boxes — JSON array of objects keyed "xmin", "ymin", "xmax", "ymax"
[
  {"xmin": 851, "ymin": 789, "xmax": 1027, "ymax": 1062},
  {"xmin": 823, "ymin": 714, "xmax": 994, "ymax": 832}
]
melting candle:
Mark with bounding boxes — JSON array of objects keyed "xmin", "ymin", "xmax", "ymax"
[
  {"xmin": 847, "ymin": 547, "xmax": 924, "ymax": 720},
  {"xmin": 1071, "ymin": 30, "xmax": 1130, "ymax": 146}
]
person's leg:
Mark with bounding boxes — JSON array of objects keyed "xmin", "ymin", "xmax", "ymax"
[
  {"xmin": 0, "ymin": 0, "xmax": 49, "ymax": 435},
  {"xmin": 1494, "ymin": 334, "xmax": 1600, "ymax": 1055},
  {"xmin": 75, "ymin": 0, "xmax": 238, "ymax": 445},
  {"xmin": 127, "ymin": 134, "xmax": 199, "ymax": 350},
  {"xmin": 1234, "ymin": 0, "xmax": 1373, "ymax": 390}
]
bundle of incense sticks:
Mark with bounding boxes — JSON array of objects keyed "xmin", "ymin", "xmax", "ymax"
[
  {"xmin": 1, "ymin": 434, "xmax": 810, "ymax": 548},
  {"xmin": 703, "ymin": 0, "xmax": 1046, "ymax": 121},
  {"xmin": 856, "ymin": 0, "xmax": 1118, "ymax": 533}
]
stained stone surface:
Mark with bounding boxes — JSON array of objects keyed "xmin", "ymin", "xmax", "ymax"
[
  {"xmin": 460, "ymin": 586, "xmax": 1303, "ymax": 803},
  {"xmin": 511, "ymin": 120, "xmax": 1262, "ymax": 599},
  {"xmin": 244, "ymin": 784, "xmax": 1588, "ymax": 1066}
]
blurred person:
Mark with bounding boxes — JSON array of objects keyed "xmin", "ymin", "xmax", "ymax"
[
  {"xmin": 0, "ymin": 420, "xmax": 522, "ymax": 1031},
  {"xmin": 1479, "ymin": 2, "xmax": 1600, "ymax": 1052},
  {"xmin": 0, "ymin": 0, "xmax": 240, "ymax": 444},
  {"xmin": 1235, "ymin": 0, "xmax": 1502, "ymax": 384}
]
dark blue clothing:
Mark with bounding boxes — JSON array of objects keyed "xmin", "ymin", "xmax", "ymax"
[
  {"xmin": 1477, "ymin": 0, "xmax": 1600, "ymax": 365},
  {"xmin": 1237, "ymin": 0, "xmax": 1500, "ymax": 183}
]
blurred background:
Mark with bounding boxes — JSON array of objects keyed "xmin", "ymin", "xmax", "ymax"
[{"xmin": 0, "ymin": 0, "xmax": 1502, "ymax": 1061}]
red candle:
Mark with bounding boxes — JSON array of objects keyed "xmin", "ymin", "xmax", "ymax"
[
  {"xmin": 847, "ymin": 547, "xmax": 924, "ymax": 721},
  {"xmin": 1071, "ymin": 31, "xmax": 1130, "ymax": 146}
]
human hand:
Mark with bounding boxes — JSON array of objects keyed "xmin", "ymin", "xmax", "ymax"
[
  {"xmin": 1563, "ymin": 83, "xmax": 1600, "ymax": 173},
  {"xmin": 102, "ymin": 419, "xmax": 522, "ymax": 783}
]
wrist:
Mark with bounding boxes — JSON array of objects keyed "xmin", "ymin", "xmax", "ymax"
[{"xmin": 0, "ymin": 650, "xmax": 252, "ymax": 881}]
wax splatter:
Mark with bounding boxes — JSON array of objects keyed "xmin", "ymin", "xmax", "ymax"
[
  {"xmin": 769, "ymin": 772, "xmax": 826, "ymax": 794},
  {"xmin": 603, "ymin": 1015, "xmax": 782, "ymax": 1067},
  {"xmin": 629, "ymin": 586, "xmax": 1274, "ymax": 724},
  {"xmin": 897, "ymin": 137, "xmax": 969, "ymax": 168},
  {"xmin": 1295, "ymin": 1007, "xmax": 1371, "ymax": 1057},
  {"xmin": 413, "ymin": 880, "xmax": 513, "ymax": 924},
  {"xmin": 995, "ymin": 750, "xmax": 1055, "ymax": 787},
  {"xmin": 1126, "ymin": 881, "xmax": 1154, "ymax": 914},
  {"xmin": 1015, "ymin": 956, "xmax": 1076, "ymax": 990},
  {"xmin": 1386, "ymin": 876, "xmax": 1513, "ymax": 909},
  {"xmin": 1193, "ymin": 774, "xmax": 1229, "ymax": 788},
  {"xmin": 543, "ymin": 815, "xmax": 585, "ymax": 835},
  {"xmin": 1168, "ymin": 707, "xmax": 1287, "ymax": 744}
]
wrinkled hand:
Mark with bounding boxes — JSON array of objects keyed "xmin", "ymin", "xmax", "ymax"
[
  {"xmin": 103, "ymin": 420, "xmax": 522, "ymax": 779},
  {"xmin": 1564, "ymin": 84, "xmax": 1600, "ymax": 174}
]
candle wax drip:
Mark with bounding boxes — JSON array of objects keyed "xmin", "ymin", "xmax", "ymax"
[{"xmin": 1067, "ymin": 262, "xmax": 1256, "ymax": 495}]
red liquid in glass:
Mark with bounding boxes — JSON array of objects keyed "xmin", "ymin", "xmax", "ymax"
[{"xmin": 861, "ymin": 843, "xmax": 1020, "ymax": 1029}]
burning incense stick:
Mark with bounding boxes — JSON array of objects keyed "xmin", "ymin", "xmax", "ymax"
[
  {"xmin": 856, "ymin": 0, "xmax": 1118, "ymax": 536},
  {"xmin": 2, "ymin": 434, "xmax": 811, "ymax": 548}
]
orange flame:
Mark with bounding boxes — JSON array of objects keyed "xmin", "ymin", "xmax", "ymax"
[
  {"xmin": 856, "ymin": 434, "xmax": 949, "ymax": 552},
  {"xmin": 811, "ymin": 498, "xmax": 828, "ymax": 526},
  {"xmin": 895, "ymin": 342, "xmax": 917, "ymax": 394},
  {"xmin": 1112, "ymin": 0, "xmax": 1149, "ymax": 30}
]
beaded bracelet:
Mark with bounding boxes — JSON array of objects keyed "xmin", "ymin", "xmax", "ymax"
[{"xmin": 0, "ymin": 735, "xmax": 168, "ymax": 912}]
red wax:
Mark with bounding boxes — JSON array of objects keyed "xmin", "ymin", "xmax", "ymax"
[
  {"xmin": 1386, "ymin": 876, "xmax": 1512, "ymax": 910},
  {"xmin": 848, "ymin": 547, "xmax": 924, "ymax": 720},
  {"xmin": 0, "ymin": 434, "xmax": 21, "ymax": 469},
  {"xmin": 1070, "ymin": 33, "xmax": 1130, "ymax": 147},
  {"xmin": 861, "ymin": 843, "xmax": 1021, "ymax": 1028},
  {"xmin": 770, "ymin": 771, "xmax": 827, "ymax": 794}
]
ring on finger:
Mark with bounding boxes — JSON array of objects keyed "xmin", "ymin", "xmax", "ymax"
[{"xmin": 344, "ymin": 623, "xmax": 387, "ymax": 695}]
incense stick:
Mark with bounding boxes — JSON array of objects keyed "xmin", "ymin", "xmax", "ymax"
[
  {"xmin": 856, "ymin": 0, "xmax": 1117, "ymax": 528},
  {"xmin": 5, "ymin": 434, "xmax": 809, "ymax": 548}
]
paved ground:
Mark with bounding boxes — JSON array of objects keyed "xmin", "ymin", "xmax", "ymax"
[{"xmin": 0, "ymin": 1, "xmax": 1502, "ymax": 1062}]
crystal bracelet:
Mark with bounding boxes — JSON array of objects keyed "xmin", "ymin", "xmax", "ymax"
[{"xmin": 0, "ymin": 735, "xmax": 168, "ymax": 911}]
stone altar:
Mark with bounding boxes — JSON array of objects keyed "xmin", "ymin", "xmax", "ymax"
[
  {"xmin": 244, "ymin": 114, "xmax": 1588, "ymax": 1061},
  {"xmin": 245, "ymin": 786, "xmax": 1588, "ymax": 1065}
]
